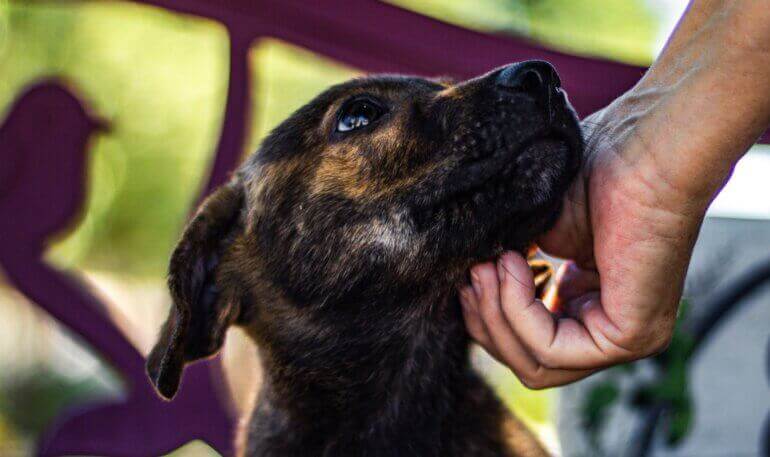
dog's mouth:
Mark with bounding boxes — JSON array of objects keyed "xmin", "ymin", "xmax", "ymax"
[{"xmin": 410, "ymin": 129, "xmax": 580, "ymax": 230}]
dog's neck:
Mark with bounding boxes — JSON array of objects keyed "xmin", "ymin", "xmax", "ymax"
[{"xmin": 245, "ymin": 289, "xmax": 502, "ymax": 456}]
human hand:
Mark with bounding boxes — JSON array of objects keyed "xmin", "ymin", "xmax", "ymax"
[
  {"xmin": 459, "ymin": 100, "xmax": 710, "ymax": 388},
  {"xmin": 459, "ymin": 0, "xmax": 770, "ymax": 389}
]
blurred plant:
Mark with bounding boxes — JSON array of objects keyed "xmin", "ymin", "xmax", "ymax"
[
  {"xmin": 388, "ymin": 0, "xmax": 659, "ymax": 64},
  {"xmin": 580, "ymin": 300, "xmax": 695, "ymax": 455},
  {"xmin": 581, "ymin": 255, "xmax": 770, "ymax": 456},
  {"xmin": 0, "ymin": 0, "xmax": 663, "ymax": 278},
  {"xmin": 0, "ymin": 2, "xmax": 359, "ymax": 280},
  {"xmin": 581, "ymin": 378, "xmax": 620, "ymax": 451},
  {"xmin": 632, "ymin": 312, "xmax": 695, "ymax": 446},
  {"xmin": 0, "ymin": 1, "xmax": 229, "ymax": 277},
  {"xmin": 0, "ymin": 365, "xmax": 116, "ymax": 444}
]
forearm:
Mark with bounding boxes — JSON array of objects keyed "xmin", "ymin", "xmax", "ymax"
[{"xmin": 617, "ymin": 0, "xmax": 770, "ymax": 203}]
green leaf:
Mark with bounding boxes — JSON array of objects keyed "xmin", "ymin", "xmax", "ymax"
[
  {"xmin": 666, "ymin": 395, "xmax": 693, "ymax": 445},
  {"xmin": 581, "ymin": 381, "xmax": 620, "ymax": 451}
]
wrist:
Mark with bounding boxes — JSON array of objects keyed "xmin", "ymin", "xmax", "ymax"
[
  {"xmin": 621, "ymin": 56, "xmax": 769, "ymax": 206},
  {"xmin": 585, "ymin": 0, "xmax": 770, "ymax": 212},
  {"xmin": 598, "ymin": 86, "xmax": 735, "ymax": 211}
]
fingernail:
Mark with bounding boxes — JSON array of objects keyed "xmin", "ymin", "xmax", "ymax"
[{"xmin": 470, "ymin": 271, "xmax": 482, "ymax": 297}]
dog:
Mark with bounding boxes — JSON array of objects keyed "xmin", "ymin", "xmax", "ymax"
[{"xmin": 146, "ymin": 60, "xmax": 582, "ymax": 456}]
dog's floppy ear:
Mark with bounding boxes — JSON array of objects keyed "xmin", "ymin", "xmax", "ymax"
[{"xmin": 146, "ymin": 180, "xmax": 244, "ymax": 400}]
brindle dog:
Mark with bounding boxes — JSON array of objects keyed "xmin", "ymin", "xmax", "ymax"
[{"xmin": 146, "ymin": 60, "xmax": 582, "ymax": 457}]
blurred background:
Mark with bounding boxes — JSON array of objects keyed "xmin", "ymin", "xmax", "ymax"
[{"xmin": 1, "ymin": 1, "xmax": 768, "ymax": 456}]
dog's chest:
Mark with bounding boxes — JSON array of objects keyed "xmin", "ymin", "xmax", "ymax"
[{"xmin": 240, "ymin": 303, "xmax": 538, "ymax": 457}]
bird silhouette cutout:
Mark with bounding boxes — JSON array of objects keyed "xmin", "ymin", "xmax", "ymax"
[{"xmin": 0, "ymin": 81, "xmax": 235, "ymax": 456}]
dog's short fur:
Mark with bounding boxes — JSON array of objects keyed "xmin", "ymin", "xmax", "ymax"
[{"xmin": 147, "ymin": 62, "xmax": 582, "ymax": 456}]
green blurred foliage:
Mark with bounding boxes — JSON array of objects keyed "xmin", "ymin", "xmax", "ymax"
[
  {"xmin": 581, "ymin": 380, "xmax": 620, "ymax": 450},
  {"xmin": 0, "ymin": 2, "xmax": 361, "ymax": 279},
  {"xmin": 631, "ymin": 302, "xmax": 695, "ymax": 446},
  {"xmin": 0, "ymin": 366, "xmax": 113, "ymax": 437},
  {"xmin": 0, "ymin": 0, "xmax": 660, "ymax": 278},
  {"xmin": 388, "ymin": 0, "xmax": 658, "ymax": 64},
  {"xmin": 0, "ymin": 359, "xmax": 120, "ymax": 456},
  {"xmin": 582, "ymin": 300, "xmax": 696, "ymax": 455},
  {"xmin": 1, "ymin": 1, "xmax": 229, "ymax": 277}
]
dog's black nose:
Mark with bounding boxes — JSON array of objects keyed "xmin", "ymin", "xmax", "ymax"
[{"xmin": 496, "ymin": 60, "xmax": 561, "ymax": 99}]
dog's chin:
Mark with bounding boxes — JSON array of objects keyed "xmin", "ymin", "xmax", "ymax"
[
  {"xmin": 413, "ymin": 136, "xmax": 575, "ymax": 230},
  {"xmin": 406, "ymin": 134, "xmax": 579, "ymax": 272},
  {"xmin": 504, "ymin": 138, "xmax": 573, "ymax": 211}
]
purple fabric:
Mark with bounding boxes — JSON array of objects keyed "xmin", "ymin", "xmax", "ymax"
[{"xmin": 1, "ymin": 1, "xmax": 768, "ymax": 456}]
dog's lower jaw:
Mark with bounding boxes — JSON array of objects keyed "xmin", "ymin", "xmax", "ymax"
[{"xmin": 239, "ymin": 293, "xmax": 548, "ymax": 457}]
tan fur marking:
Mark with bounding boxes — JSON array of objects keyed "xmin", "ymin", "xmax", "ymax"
[
  {"xmin": 310, "ymin": 113, "xmax": 438, "ymax": 200},
  {"xmin": 311, "ymin": 144, "xmax": 371, "ymax": 198},
  {"xmin": 437, "ymin": 85, "xmax": 465, "ymax": 100}
]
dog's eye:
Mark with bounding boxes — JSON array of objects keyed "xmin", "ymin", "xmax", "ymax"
[{"xmin": 337, "ymin": 99, "xmax": 384, "ymax": 133}]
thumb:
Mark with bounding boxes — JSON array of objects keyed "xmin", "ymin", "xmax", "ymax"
[{"xmin": 537, "ymin": 172, "xmax": 594, "ymax": 268}]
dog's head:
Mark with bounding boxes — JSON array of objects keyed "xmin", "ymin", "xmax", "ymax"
[{"xmin": 147, "ymin": 61, "xmax": 582, "ymax": 399}]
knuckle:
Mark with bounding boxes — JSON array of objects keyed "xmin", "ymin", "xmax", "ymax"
[
  {"xmin": 614, "ymin": 324, "xmax": 675, "ymax": 358},
  {"xmin": 530, "ymin": 348, "xmax": 556, "ymax": 369},
  {"xmin": 648, "ymin": 331, "xmax": 674, "ymax": 356},
  {"xmin": 518, "ymin": 374, "xmax": 549, "ymax": 390},
  {"xmin": 478, "ymin": 300, "xmax": 499, "ymax": 322},
  {"xmin": 616, "ymin": 327, "xmax": 653, "ymax": 350}
]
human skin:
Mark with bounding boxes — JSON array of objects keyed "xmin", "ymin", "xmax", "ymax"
[{"xmin": 459, "ymin": 0, "xmax": 770, "ymax": 388}]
